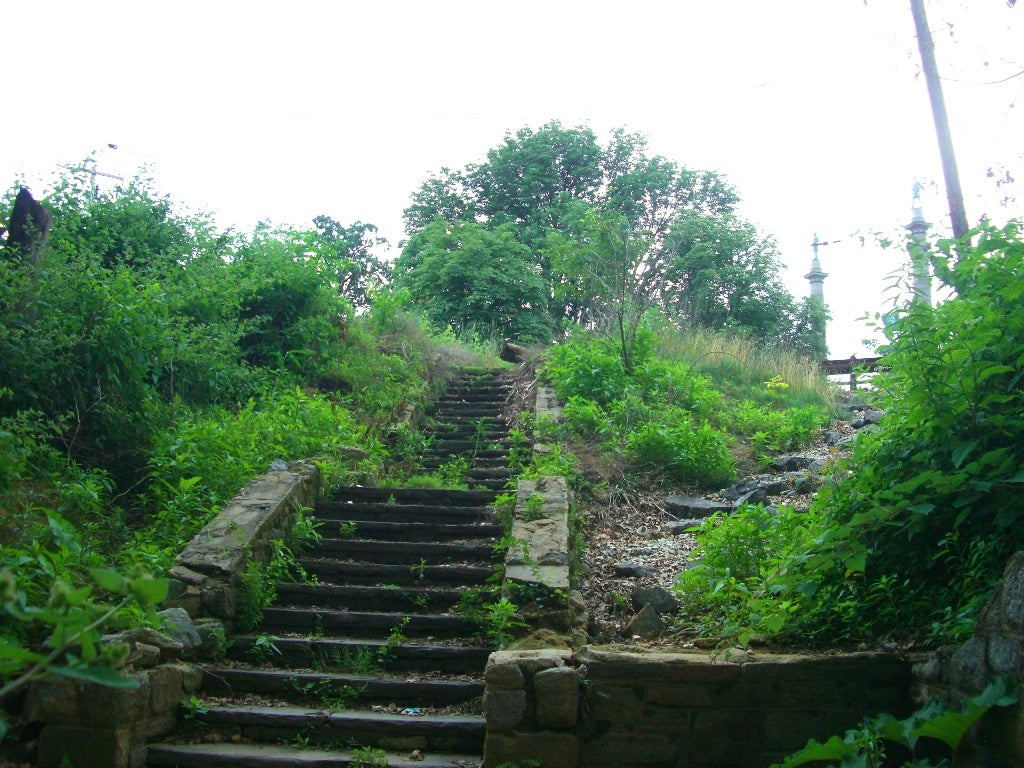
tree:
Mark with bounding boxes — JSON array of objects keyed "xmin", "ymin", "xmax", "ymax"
[
  {"xmin": 663, "ymin": 212, "xmax": 803, "ymax": 343},
  {"xmin": 402, "ymin": 122, "xmax": 808, "ymax": 351},
  {"xmin": 394, "ymin": 219, "xmax": 552, "ymax": 342},
  {"xmin": 310, "ymin": 216, "xmax": 390, "ymax": 309}
]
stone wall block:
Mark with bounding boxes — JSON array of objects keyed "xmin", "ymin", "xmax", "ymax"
[
  {"xmin": 485, "ymin": 730, "xmax": 579, "ymax": 768},
  {"xmin": 580, "ymin": 730, "xmax": 680, "ymax": 766},
  {"xmin": 24, "ymin": 678, "xmax": 81, "ymax": 723},
  {"xmin": 79, "ymin": 673, "xmax": 149, "ymax": 726},
  {"xmin": 38, "ymin": 724, "xmax": 131, "ymax": 768},
  {"xmin": 763, "ymin": 709, "xmax": 828, "ymax": 751},
  {"xmin": 484, "ymin": 688, "xmax": 528, "ymax": 732},
  {"xmin": 534, "ymin": 666, "xmax": 580, "ymax": 728},
  {"xmin": 147, "ymin": 664, "xmax": 185, "ymax": 715},
  {"xmin": 485, "ymin": 654, "xmax": 526, "ymax": 689}
]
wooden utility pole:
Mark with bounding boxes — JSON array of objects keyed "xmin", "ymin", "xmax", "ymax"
[{"xmin": 910, "ymin": 0, "xmax": 970, "ymax": 241}]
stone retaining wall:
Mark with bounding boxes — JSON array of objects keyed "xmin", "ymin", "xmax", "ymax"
[
  {"xmin": 24, "ymin": 460, "xmax": 322, "ymax": 768},
  {"xmin": 914, "ymin": 550, "xmax": 1024, "ymax": 766},
  {"xmin": 168, "ymin": 460, "xmax": 320, "ymax": 624},
  {"xmin": 26, "ymin": 663, "xmax": 202, "ymax": 768},
  {"xmin": 484, "ymin": 646, "xmax": 913, "ymax": 768}
]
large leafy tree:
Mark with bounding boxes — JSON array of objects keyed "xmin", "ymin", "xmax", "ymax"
[
  {"xmin": 399, "ymin": 122, "xmax": 817, "ymax": 350},
  {"xmin": 395, "ymin": 219, "xmax": 551, "ymax": 342},
  {"xmin": 310, "ymin": 216, "xmax": 390, "ymax": 309}
]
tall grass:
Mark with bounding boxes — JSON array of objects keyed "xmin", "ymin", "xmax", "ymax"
[{"xmin": 650, "ymin": 322, "xmax": 837, "ymax": 411}]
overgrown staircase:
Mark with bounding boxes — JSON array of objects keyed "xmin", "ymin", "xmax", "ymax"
[{"xmin": 148, "ymin": 368, "xmax": 516, "ymax": 767}]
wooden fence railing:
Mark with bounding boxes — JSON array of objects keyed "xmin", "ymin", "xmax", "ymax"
[{"xmin": 820, "ymin": 356, "xmax": 887, "ymax": 391}]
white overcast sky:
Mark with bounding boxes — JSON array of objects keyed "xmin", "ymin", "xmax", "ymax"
[{"xmin": 3, "ymin": 1, "xmax": 1021, "ymax": 356}]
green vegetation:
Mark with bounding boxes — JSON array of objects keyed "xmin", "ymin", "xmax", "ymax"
[
  {"xmin": 0, "ymin": 169, "xmax": 496, "ymax": 729},
  {"xmin": 774, "ymin": 677, "xmax": 1017, "ymax": 768},
  {"xmin": 674, "ymin": 222, "xmax": 1024, "ymax": 646},
  {"xmin": 397, "ymin": 121, "xmax": 825, "ymax": 353},
  {"xmin": 541, "ymin": 323, "xmax": 831, "ymax": 490}
]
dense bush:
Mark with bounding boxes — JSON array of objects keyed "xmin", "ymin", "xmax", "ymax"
[
  {"xmin": 0, "ymin": 173, "xmax": 486, "ymax": 727},
  {"xmin": 675, "ymin": 221, "xmax": 1024, "ymax": 645},
  {"xmin": 542, "ymin": 323, "xmax": 828, "ymax": 489}
]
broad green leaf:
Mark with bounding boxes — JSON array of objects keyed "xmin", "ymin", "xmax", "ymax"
[
  {"xmin": 843, "ymin": 550, "xmax": 867, "ymax": 577},
  {"xmin": 129, "ymin": 576, "xmax": 169, "ymax": 605},
  {"xmin": 771, "ymin": 735, "xmax": 852, "ymax": 767},
  {"xmin": 89, "ymin": 568, "xmax": 128, "ymax": 595},
  {"xmin": 951, "ymin": 440, "xmax": 977, "ymax": 470},
  {"xmin": 52, "ymin": 664, "xmax": 141, "ymax": 688}
]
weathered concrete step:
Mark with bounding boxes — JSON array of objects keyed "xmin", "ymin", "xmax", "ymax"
[
  {"xmin": 420, "ymin": 447, "xmax": 509, "ymax": 461},
  {"xmin": 147, "ymin": 742, "xmax": 481, "ymax": 767},
  {"xmin": 421, "ymin": 440, "xmax": 511, "ymax": 455},
  {"xmin": 273, "ymin": 583, "xmax": 474, "ymax": 613},
  {"xmin": 420, "ymin": 457, "xmax": 508, "ymax": 470},
  {"xmin": 259, "ymin": 608, "xmax": 480, "ymax": 639},
  {"xmin": 201, "ymin": 668, "xmax": 484, "ymax": 706},
  {"xmin": 317, "ymin": 520, "xmax": 501, "ymax": 541},
  {"xmin": 193, "ymin": 704, "xmax": 485, "ymax": 753},
  {"xmin": 436, "ymin": 399, "xmax": 507, "ymax": 411},
  {"xmin": 229, "ymin": 635, "xmax": 494, "ymax": 674},
  {"xmin": 297, "ymin": 560, "xmax": 495, "ymax": 587},
  {"xmin": 315, "ymin": 502, "xmax": 495, "ymax": 524},
  {"xmin": 467, "ymin": 478, "xmax": 512, "ymax": 491},
  {"xmin": 425, "ymin": 425, "xmax": 509, "ymax": 439},
  {"xmin": 308, "ymin": 539, "xmax": 494, "ymax": 565},
  {"xmin": 326, "ymin": 487, "xmax": 496, "ymax": 506},
  {"xmin": 426, "ymin": 415, "xmax": 505, "ymax": 427}
]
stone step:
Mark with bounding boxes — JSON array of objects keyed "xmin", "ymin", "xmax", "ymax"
[
  {"xmin": 315, "ymin": 502, "xmax": 495, "ymax": 525},
  {"xmin": 148, "ymin": 742, "xmax": 482, "ymax": 767},
  {"xmin": 193, "ymin": 704, "xmax": 485, "ymax": 753},
  {"xmin": 308, "ymin": 539, "xmax": 495, "ymax": 565},
  {"xmin": 326, "ymin": 487, "xmax": 496, "ymax": 506},
  {"xmin": 314, "ymin": 520, "xmax": 501, "ymax": 542},
  {"xmin": 229, "ymin": 635, "xmax": 494, "ymax": 674},
  {"xmin": 258, "ymin": 607, "xmax": 480, "ymax": 639},
  {"xmin": 201, "ymin": 668, "xmax": 484, "ymax": 706},
  {"xmin": 273, "ymin": 583, "xmax": 485, "ymax": 613},
  {"xmin": 425, "ymin": 425, "xmax": 509, "ymax": 440},
  {"xmin": 422, "ymin": 438, "xmax": 511, "ymax": 452},
  {"xmin": 428, "ymin": 411, "xmax": 503, "ymax": 423},
  {"xmin": 436, "ymin": 399, "xmax": 507, "ymax": 411},
  {"xmin": 419, "ymin": 447, "xmax": 510, "ymax": 462},
  {"xmin": 297, "ymin": 559, "xmax": 495, "ymax": 587},
  {"xmin": 420, "ymin": 457, "xmax": 508, "ymax": 470}
]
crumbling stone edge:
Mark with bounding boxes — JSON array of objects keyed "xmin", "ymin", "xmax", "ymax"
[
  {"xmin": 169, "ymin": 459, "xmax": 321, "ymax": 624},
  {"xmin": 25, "ymin": 460, "xmax": 322, "ymax": 768}
]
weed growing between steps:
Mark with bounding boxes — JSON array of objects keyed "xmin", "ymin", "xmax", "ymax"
[{"xmin": 236, "ymin": 509, "xmax": 323, "ymax": 632}]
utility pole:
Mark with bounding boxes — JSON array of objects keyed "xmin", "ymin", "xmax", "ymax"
[{"xmin": 910, "ymin": 0, "xmax": 970, "ymax": 242}]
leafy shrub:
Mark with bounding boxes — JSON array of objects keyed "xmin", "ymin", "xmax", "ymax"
[
  {"xmin": 674, "ymin": 504, "xmax": 823, "ymax": 642},
  {"xmin": 675, "ymin": 222, "xmax": 1024, "ymax": 646},
  {"xmin": 728, "ymin": 400, "xmax": 830, "ymax": 453},
  {"xmin": 773, "ymin": 677, "xmax": 1018, "ymax": 768},
  {"xmin": 627, "ymin": 416, "xmax": 735, "ymax": 488},
  {"xmin": 562, "ymin": 396, "xmax": 613, "ymax": 439},
  {"xmin": 542, "ymin": 334, "xmax": 629, "ymax": 406}
]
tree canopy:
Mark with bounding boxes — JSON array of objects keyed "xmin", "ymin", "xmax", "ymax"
[{"xmin": 396, "ymin": 121, "xmax": 824, "ymax": 354}]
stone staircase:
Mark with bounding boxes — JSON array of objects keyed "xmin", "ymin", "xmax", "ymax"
[{"xmin": 147, "ymin": 369, "xmax": 516, "ymax": 768}]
